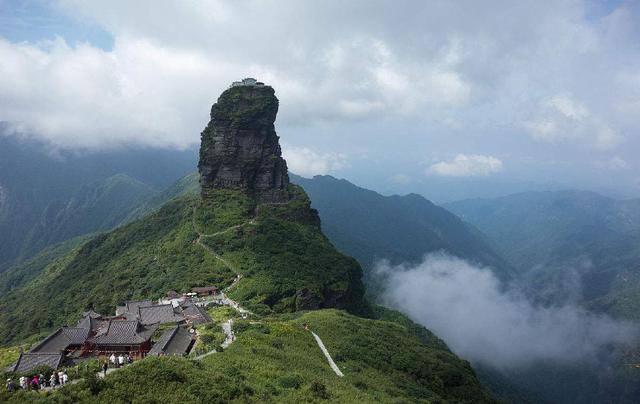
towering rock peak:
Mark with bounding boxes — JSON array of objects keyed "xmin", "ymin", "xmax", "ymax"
[{"xmin": 198, "ymin": 80, "xmax": 290, "ymax": 203}]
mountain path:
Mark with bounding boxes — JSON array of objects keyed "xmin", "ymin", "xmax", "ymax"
[{"xmin": 311, "ymin": 331, "xmax": 344, "ymax": 377}]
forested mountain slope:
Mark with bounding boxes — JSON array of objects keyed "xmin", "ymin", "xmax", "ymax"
[
  {"xmin": 0, "ymin": 135, "xmax": 196, "ymax": 271},
  {"xmin": 292, "ymin": 174, "xmax": 513, "ymax": 285},
  {"xmin": 446, "ymin": 191, "xmax": 640, "ymax": 318}
]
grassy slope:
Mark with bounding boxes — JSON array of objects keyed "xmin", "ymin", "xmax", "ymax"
[
  {"xmin": 0, "ymin": 185, "xmax": 366, "ymax": 345},
  {"xmin": 202, "ymin": 186, "xmax": 367, "ymax": 315},
  {"xmin": 289, "ymin": 175, "xmax": 513, "ymax": 297},
  {"xmin": 3, "ymin": 309, "xmax": 494, "ymax": 403},
  {"xmin": 0, "ymin": 195, "xmax": 233, "ymax": 345}
]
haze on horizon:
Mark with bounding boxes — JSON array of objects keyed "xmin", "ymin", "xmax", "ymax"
[{"xmin": 0, "ymin": 0, "xmax": 639, "ymax": 201}]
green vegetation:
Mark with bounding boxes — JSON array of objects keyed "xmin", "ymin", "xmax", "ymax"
[
  {"xmin": 0, "ymin": 195, "xmax": 235, "ymax": 345},
  {"xmin": 0, "ymin": 235, "xmax": 89, "ymax": 295},
  {"xmin": 195, "ymin": 188, "xmax": 256, "ymax": 234},
  {"xmin": 0, "ymin": 185, "xmax": 366, "ymax": 345},
  {"xmin": 191, "ymin": 322, "xmax": 226, "ymax": 355},
  {"xmin": 1, "ymin": 309, "xmax": 494, "ymax": 403},
  {"xmin": 290, "ymin": 174, "xmax": 513, "ymax": 298},
  {"xmin": 207, "ymin": 306, "xmax": 240, "ymax": 323},
  {"xmin": 201, "ymin": 185, "xmax": 368, "ymax": 315},
  {"xmin": 0, "ymin": 167, "xmax": 493, "ymax": 402},
  {"xmin": 0, "ymin": 345, "xmax": 24, "ymax": 369}
]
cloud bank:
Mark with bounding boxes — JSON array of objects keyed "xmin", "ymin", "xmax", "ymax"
[
  {"xmin": 282, "ymin": 145, "xmax": 348, "ymax": 177},
  {"xmin": 378, "ymin": 253, "xmax": 637, "ymax": 370},
  {"xmin": 0, "ymin": 1, "xmax": 639, "ymax": 192}
]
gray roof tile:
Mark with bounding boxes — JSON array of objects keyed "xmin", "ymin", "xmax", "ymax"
[
  {"xmin": 148, "ymin": 326, "xmax": 194, "ymax": 356},
  {"xmin": 138, "ymin": 305, "xmax": 184, "ymax": 325},
  {"xmin": 9, "ymin": 353, "xmax": 63, "ymax": 373},
  {"xmin": 90, "ymin": 320, "xmax": 157, "ymax": 345},
  {"xmin": 181, "ymin": 303, "xmax": 213, "ymax": 325}
]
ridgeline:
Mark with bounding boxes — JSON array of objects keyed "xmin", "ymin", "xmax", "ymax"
[{"xmin": 0, "ymin": 80, "xmax": 494, "ymax": 403}]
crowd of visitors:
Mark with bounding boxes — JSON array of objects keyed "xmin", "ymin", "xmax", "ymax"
[
  {"xmin": 5, "ymin": 370, "xmax": 68, "ymax": 392},
  {"xmin": 108, "ymin": 353, "xmax": 133, "ymax": 369},
  {"xmin": 5, "ymin": 353, "xmax": 136, "ymax": 394}
]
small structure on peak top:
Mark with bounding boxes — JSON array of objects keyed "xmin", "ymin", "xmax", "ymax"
[
  {"xmin": 230, "ymin": 77, "xmax": 264, "ymax": 87},
  {"xmin": 198, "ymin": 79, "xmax": 290, "ymax": 202}
]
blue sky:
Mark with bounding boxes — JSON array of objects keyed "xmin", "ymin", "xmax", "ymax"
[
  {"xmin": 0, "ymin": 0, "xmax": 112, "ymax": 49},
  {"xmin": 0, "ymin": 0, "xmax": 639, "ymax": 201}
]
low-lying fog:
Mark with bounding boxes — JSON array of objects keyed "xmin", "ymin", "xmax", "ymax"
[{"xmin": 377, "ymin": 253, "xmax": 638, "ymax": 370}]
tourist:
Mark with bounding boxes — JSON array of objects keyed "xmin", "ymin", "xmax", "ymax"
[
  {"xmin": 61, "ymin": 371, "xmax": 68, "ymax": 385},
  {"xmin": 39, "ymin": 373, "xmax": 46, "ymax": 389},
  {"xmin": 57, "ymin": 370, "xmax": 64, "ymax": 386},
  {"xmin": 127, "ymin": 354, "xmax": 133, "ymax": 364},
  {"xmin": 6, "ymin": 378, "xmax": 14, "ymax": 393},
  {"xmin": 49, "ymin": 373, "xmax": 56, "ymax": 389},
  {"xmin": 109, "ymin": 353, "xmax": 116, "ymax": 367},
  {"xmin": 31, "ymin": 374, "xmax": 39, "ymax": 390},
  {"xmin": 102, "ymin": 360, "xmax": 108, "ymax": 376},
  {"xmin": 19, "ymin": 376, "xmax": 27, "ymax": 390},
  {"xmin": 118, "ymin": 354, "xmax": 125, "ymax": 367}
]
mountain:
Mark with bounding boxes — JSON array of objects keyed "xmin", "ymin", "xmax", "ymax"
[
  {"xmin": 291, "ymin": 174, "xmax": 513, "ymax": 290},
  {"xmin": 0, "ymin": 84, "xmax": 368, "ymax": 344},
  {"xmin": 0, "ymin": 83, "xmax": 494, "ymax": 402},
  {"xmin": 3, "ymin": 308, "xmax": 494, "ymax": 403},
  {"xmin": 0, "ymin": 134, "xmax": 197, "ymax": 272},
  {"xmin": 445, "ymin": 191, "xmax": 640, "ymax": 318}
]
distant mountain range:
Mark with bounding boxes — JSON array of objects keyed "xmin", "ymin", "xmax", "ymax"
[
  {"xmin": 446, "ymin": 191, "xmax": 640, "ymax": 319},
  {"xmin": 291, "ymin": 174, "xmax": 513, "ymax": 289},
  {"xmin": 0, "ymin": 135, "xmax": 196, "ymax": 271}
]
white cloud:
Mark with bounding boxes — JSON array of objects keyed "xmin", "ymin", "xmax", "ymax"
[
  {"xmin": 0, "ymin": 0, "xmax": 639, "ymax": 193},
  {"xmin": 378, "ymin": 254, "xmax": 637, "ymax": 369},
  {"xmin": 282, "ymin": 145, "xmax": 348, "ymax": 177},
  {"xmin": 427, "ymin": 154, "xmax": 503, "ymax": 177},
  {"xmin": 523, "ymin": 94, "xmax": 622, "ymax": 150}
]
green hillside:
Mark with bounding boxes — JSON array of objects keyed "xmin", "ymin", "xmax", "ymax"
[
  {"xmin": 0, "ymin": 135, "xmax": 196, "ymax": 272},
  {"xmin": 291, "ymin": 175, "xmax": 513, "ymax": 291},
  {"xmin": 2, "ymin": 309, "xmax": 494, "ymax": 403},
  {"xmin": 0, "ymin": 184, "xmax": 366, "ymax": 345}
]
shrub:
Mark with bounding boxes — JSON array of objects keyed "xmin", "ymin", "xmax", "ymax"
[
  {"xmin": 310, "ymin": 381, "xmax": 330, "ymax": 399},
  {"xmin": 278, "ymin": 373, "xmax": 303, "ymax": 389},
  {"xmin": 200, "ymin": 334, "xmax": 214, "ymax": 344}
]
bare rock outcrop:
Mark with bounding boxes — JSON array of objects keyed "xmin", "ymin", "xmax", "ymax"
[{"xmin": 198, "ymin": 81, "xmax": 290, "ymax": 203}]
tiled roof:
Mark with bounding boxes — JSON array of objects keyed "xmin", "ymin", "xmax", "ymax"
[
  {"xmin": 82, "ymin": 310, "xmax": 103, "ymax": 319},
  {"xmin": 126, "ymin": 300, "xmax": 153, "ymax": 313},
  {"xmin": 30, "ymin": 327, "xmax": 89, "ymax": 353},
  {"xmin": 9, "ymin": 353, "xmax": 63, "ymax": 373},
  {"xmin": 76, "ymin": 315, "xmax": 103, "ymax": 333},
  {"xmin": 147, "ymin": 326, "xmax": 194, "ymax": 356},
  {"xmin": 90, "ymin": 320, "xmax": 157, "ymax": 345},
  {"xmin": 181, "ymin": 303, "xmax": 213, "ymax": 325},
  {"xmin": 138, "ymin": 305, "xmax": 184, "ymax": 325},
  {"xmin": 62, "ymin": 327, "xmax": 90, "ymax": 345},
  {"xmin": 117, "ymin": 300, "xmax": 153, "ymax": 316}
]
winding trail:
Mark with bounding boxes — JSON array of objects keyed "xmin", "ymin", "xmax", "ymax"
[
  {"xmin": 311, "ymin": 331, "xmax": 344, "ymax": 377},
  {"xmin": 189, "ymin": 205, "xmax": 255, "ymax": 357},
  {"xmin": 194, "ymin": 319, "xmax": 235, "ymax": 360}
]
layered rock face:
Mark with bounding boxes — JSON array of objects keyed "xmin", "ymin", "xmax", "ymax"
[{"xmin": 198, "ymin": 83, "xmax": 290, "ymax": 203}]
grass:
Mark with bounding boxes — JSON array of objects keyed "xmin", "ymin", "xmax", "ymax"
[
  {"xmin": 1, "ymin": 309, "xmax": 494, "ymax": 403},
  {"xmin": 0, "ymin": 345, "xmax": 25, "ymax": 369}
]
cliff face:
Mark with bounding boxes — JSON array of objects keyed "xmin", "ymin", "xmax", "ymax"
[{"xmin": 198, "ymin": 84, "xmax": 290, "ymax": 203}]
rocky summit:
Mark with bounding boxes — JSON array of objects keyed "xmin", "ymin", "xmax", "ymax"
[{"xmin": 198, "ymin": 80, "xmax": 290, "ymax": 203}]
